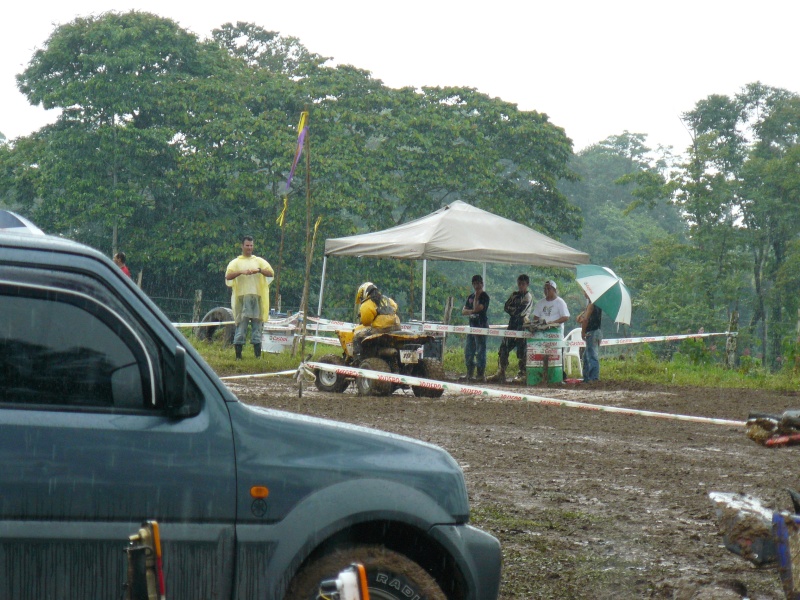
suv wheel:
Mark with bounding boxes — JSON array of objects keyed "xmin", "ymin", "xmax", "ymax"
[{"xmin": 286, "ymin": 545, "xmax": 447, "ymax": 600}]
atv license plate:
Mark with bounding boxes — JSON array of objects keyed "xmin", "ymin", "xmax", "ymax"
[{"xmin": 400, "ymin": 349, "xmax": 420, "ymax": 364}]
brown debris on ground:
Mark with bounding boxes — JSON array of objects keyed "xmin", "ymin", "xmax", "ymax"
[{"xmin": 228, "ymin": 374, "xmax": 800, "ymax": 599}]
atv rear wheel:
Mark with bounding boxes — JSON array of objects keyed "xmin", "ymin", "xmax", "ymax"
[
  {"xmin": 356, "ymin": 357, "xmax": 393, "ymax": 396},
  {"xmin": 412, "ymin": 358, "xmax": 446, "ymax": 398},
  {"xmin": 314, "ymin": 354, "xmax": 350, "ymax": 393},
  {"xmin": 194, "ymin": 307, "xmax": 235, "ymax": 345}
]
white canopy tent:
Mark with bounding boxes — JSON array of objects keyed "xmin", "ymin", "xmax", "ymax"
[{"xmin": 317, "ymin": 200, "xmax": 590, "ymax": 321}]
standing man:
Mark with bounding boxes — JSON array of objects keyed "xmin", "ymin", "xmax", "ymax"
[
  {"xmin": 577, "ymin": 292, "xmax": 602, "ymax": 383},
  {"xmin": 225, "ymin": 235, "xmax": 274, "ymax": 360},
  {"xmin": 532, "ymin": 280, "xmax": 570, "ymax": 336},
  {"xmin": 460, "ymin": 275, "xmax": 490, "ymax": 382},
  {"xmin": 488, "ymin": 274, "xmax": 533, "ymax": 383}
]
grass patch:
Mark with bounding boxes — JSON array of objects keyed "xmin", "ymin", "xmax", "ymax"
[
  {"xmin": 603, "ymin": 347, "xmax": 800, "ymax": 391},
  {"xmin": 185, "ymin": 332, "xmax": 341, "ymax": 377}
]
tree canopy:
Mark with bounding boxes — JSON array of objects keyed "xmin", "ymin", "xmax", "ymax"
[
  {"xmin": 3, "ymin": 11, "xmax": 579, "ymax": 318},
  {"xmin": 4, "ymin": 13, "xmax": 800, "ymax": 371}
]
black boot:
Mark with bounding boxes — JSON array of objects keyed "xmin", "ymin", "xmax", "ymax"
[
  {"xmin": 476, "ymin": 367, "xmax": 485, "ymax": 383},
  {"xmin": 235, "ymin": 344, "xmax": 243, "ymax": 360},
  {"xmin": 253, "ymin": 343, "xmax": 261, "ymax": 358},
  {"xmin": 459, "ymin": 366, "xmax": 475, "ymax": 382}
]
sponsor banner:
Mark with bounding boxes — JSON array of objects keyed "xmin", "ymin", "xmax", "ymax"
[
  {"xmin": 264, "ymin": 334, "xmax": 292, "ymax": 344},
  {"xmin": 220, "ymin": 368, "xmax": 298, "ymax": 381},
  {"xmin": 173, "ymin": 311, "xmax": 302, "ymax": 329},
  {"xmin": 525, "ymin": 348, "xmax": 561, "ymax": 365},
  {"xmin": 592, "ymin": 331, "xmax": 733, "ymax": 348},
  {"xmin": 423, "ymin": 322, "xmax": 532, "ymax": 339},
  {"xmin": 305, "ymin": 361, "xmax": 745, "ymax": 428},
  {"xmin": 180, "ymin": 313, "xmax": 735, "ymax": 351},
  {"xmin": 173, "ymin": 320, "xmax": 234, "ymax": 328},
  {"xmin": 307, "ymin": 316, "xmax": 355, "ymax": 331},
  {"xmin": 528, "ymin": 359, "xmax": 563, "ymax": 368},
  {"xmin": 303, "ymin": 335, "xmax": 343, "ymax": 346}
]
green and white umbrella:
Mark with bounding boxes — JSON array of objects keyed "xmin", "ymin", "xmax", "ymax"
[{"xmin": 575, "ymin": 265, "xmax": 632, "ymax": 325}]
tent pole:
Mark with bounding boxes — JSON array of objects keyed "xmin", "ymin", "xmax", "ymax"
[
  {"xmin": 313, "ymin": 255, "xmax": 328, "ymax": 354},
  {"xmin": 422, "ymin": 259, "xmax": 427, "ymax": 322},
  {"xmin": 317, "ymin": 255, "xmax": 327, "ymax": 318},
  {"xmin": 483, "ymin": 263, "xmax": 487, "ymax": 287}
]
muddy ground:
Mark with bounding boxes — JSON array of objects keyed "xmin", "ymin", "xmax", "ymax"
[{"xmin": 226, "ymin": 373, "xmax": 800, "ymax": 600}]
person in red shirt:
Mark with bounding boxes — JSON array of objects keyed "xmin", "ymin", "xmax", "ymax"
[{"xmin": 113, "ymin": 252, "xmax": 131, "ymax": 277}]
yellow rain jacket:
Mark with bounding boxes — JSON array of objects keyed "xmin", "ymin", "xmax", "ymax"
[
  {"xmin": 357, "ymin": 296, "xmax": 400, "ymax": 331},
  {"xmin": 225, "ymin": 255, "xmax": 272, "ymax": 322}
]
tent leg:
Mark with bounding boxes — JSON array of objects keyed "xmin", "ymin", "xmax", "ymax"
[
  {"xmin": 313, "ymin": 255, "xmax": 328, "ymax": 354},
  {"xmin": 422, "ymin": 259, "xmax": 427, "ymax": 322}
]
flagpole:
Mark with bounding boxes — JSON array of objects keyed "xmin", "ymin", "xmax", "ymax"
[
  {"xmin": 274, "ymin": 197, "xmax": 287, "ymax": 313},
  {"xmin": 299, "ymin": 108, "xmax": 313, "ymax": 397}
]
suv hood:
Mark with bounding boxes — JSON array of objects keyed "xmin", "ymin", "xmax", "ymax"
[{"xmin": 228, "ymin": 402, "xmax": 470, "ymax": 522}]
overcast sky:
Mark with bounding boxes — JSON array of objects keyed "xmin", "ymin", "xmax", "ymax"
[{"xmin": 3, "ymin": 0, "xmax": 799, "ymax": 155}]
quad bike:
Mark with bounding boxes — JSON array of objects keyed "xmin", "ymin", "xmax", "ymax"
[
  {"xmin": 708, "ymin": 410, "xmax": 800, "ymax": 600},
  {"xmin": 314, "ymin": 330, "xmax": 445, "ymax": 398}
]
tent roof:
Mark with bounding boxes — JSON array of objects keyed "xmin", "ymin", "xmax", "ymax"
[{"xmin": 324, "ymin": 200, "xmax": 589, "ymax": 267}]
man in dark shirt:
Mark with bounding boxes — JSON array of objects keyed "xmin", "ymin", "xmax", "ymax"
[
  {"xmin": 460, "ymin": 275, "xmax": 490, "ymax": 382},
  {"xmin": 488, "ymin": 274, "xmax": 533, "ymax": 383},
  {"xmin": 577, "ymin": 292, "xmax": 603, "ymax": 383}
]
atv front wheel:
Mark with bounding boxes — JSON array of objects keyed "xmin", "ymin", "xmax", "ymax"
[
  {"xmin": 314, "ymin": 354, "xmax": 350, "ymax": 393},
  {"xmin": 356, "ymin": 357, "xmax": 393, "ymax": 396}
]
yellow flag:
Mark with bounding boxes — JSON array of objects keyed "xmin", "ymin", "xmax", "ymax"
[
  {"xmin": 276, "ymin": 197, "xmax": 288, "ymax": 227},
  {"xmin": 297, "ymin": 111, "xmax": 308, "ymax": 133}
]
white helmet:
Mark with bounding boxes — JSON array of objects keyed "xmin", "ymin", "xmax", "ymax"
[{"xmin": 355, "ymin": 281, "xmax": 376, "ymax": 305}]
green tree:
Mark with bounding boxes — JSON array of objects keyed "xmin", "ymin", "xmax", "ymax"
[
  {"xmin": 16, "ymin": 11, "xmax": 216, "ymax": 255},
  {"xmin": 7, "ymin": 12, "xmax": 585, "ymax": 321},
  {"xmin": 559, "ymin": 131, "xmax": 685, "ymax": 271},
  {"xmin": 679, "ymin": 84, "xmax": 800, "ymax": 365}
]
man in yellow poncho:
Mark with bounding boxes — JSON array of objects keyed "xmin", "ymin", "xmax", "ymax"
[
  {"xmin": 353, "ymin": 282, "xmax": 400, "ymax": 359},
  {"xmin": 225, "ymin": 235, "xmax": 274, "ymax": 359}
]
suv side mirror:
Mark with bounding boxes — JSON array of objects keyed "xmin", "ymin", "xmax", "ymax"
[{"xmin": 164, "ymin": 345, "xmax": 189, "ymax": 417}]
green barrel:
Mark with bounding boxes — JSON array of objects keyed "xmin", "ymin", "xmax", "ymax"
[{"xmin": 526, "ymin": 329, "xmax": 563, "ymax": 384}]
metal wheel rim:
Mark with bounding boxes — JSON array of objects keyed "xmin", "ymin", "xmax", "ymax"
[{"xmin": 318, "ymin": 369, "xmax": 339, "ymax": 387}]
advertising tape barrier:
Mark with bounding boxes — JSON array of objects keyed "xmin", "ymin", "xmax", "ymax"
[{"xmin": 305, "ymin": 361, "xmax": 746, "ymax": 428}]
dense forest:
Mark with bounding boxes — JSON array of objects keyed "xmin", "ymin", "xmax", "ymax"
[{"xmin": 1, "ymin": 12, "xmax": 798, "ymax": 368}]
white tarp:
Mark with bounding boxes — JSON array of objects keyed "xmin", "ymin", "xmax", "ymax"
[
  {"xmin": 318, "ymin": 201, "xmax": 589, "ymax": 321},
  {"xmin": 324, "ymin": 200, "xmax": 589, "ymax": 267}
]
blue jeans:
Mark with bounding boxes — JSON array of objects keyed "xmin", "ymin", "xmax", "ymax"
[
  {"xmin": 583, "ymin": 329, "xmax": 602, "ymax": 382},
  {"xmin": 234, "ymin": 318, "xmax": 263, "ymax": 345},
  {"xmin": 465, "ymin": 334, "xmax": 487, "ymax": 372}
]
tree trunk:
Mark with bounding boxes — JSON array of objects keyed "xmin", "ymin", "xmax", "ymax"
[
  {"xmin": 192, "ymin": 289, "xmax": 203, "ymax": 324},
  {"xmin": 725, "ymin": 311, "xmax": 738, "ymax": 369}
]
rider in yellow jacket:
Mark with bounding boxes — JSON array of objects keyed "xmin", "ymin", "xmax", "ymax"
[{"xmin": 353, "ymin": 283, "xmax": 400, "ymax": 357}]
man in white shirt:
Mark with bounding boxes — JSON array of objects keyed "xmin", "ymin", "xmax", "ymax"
[{"xmin": 532, "ymin": 280, "xmax": 570, "ymax": 337}]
